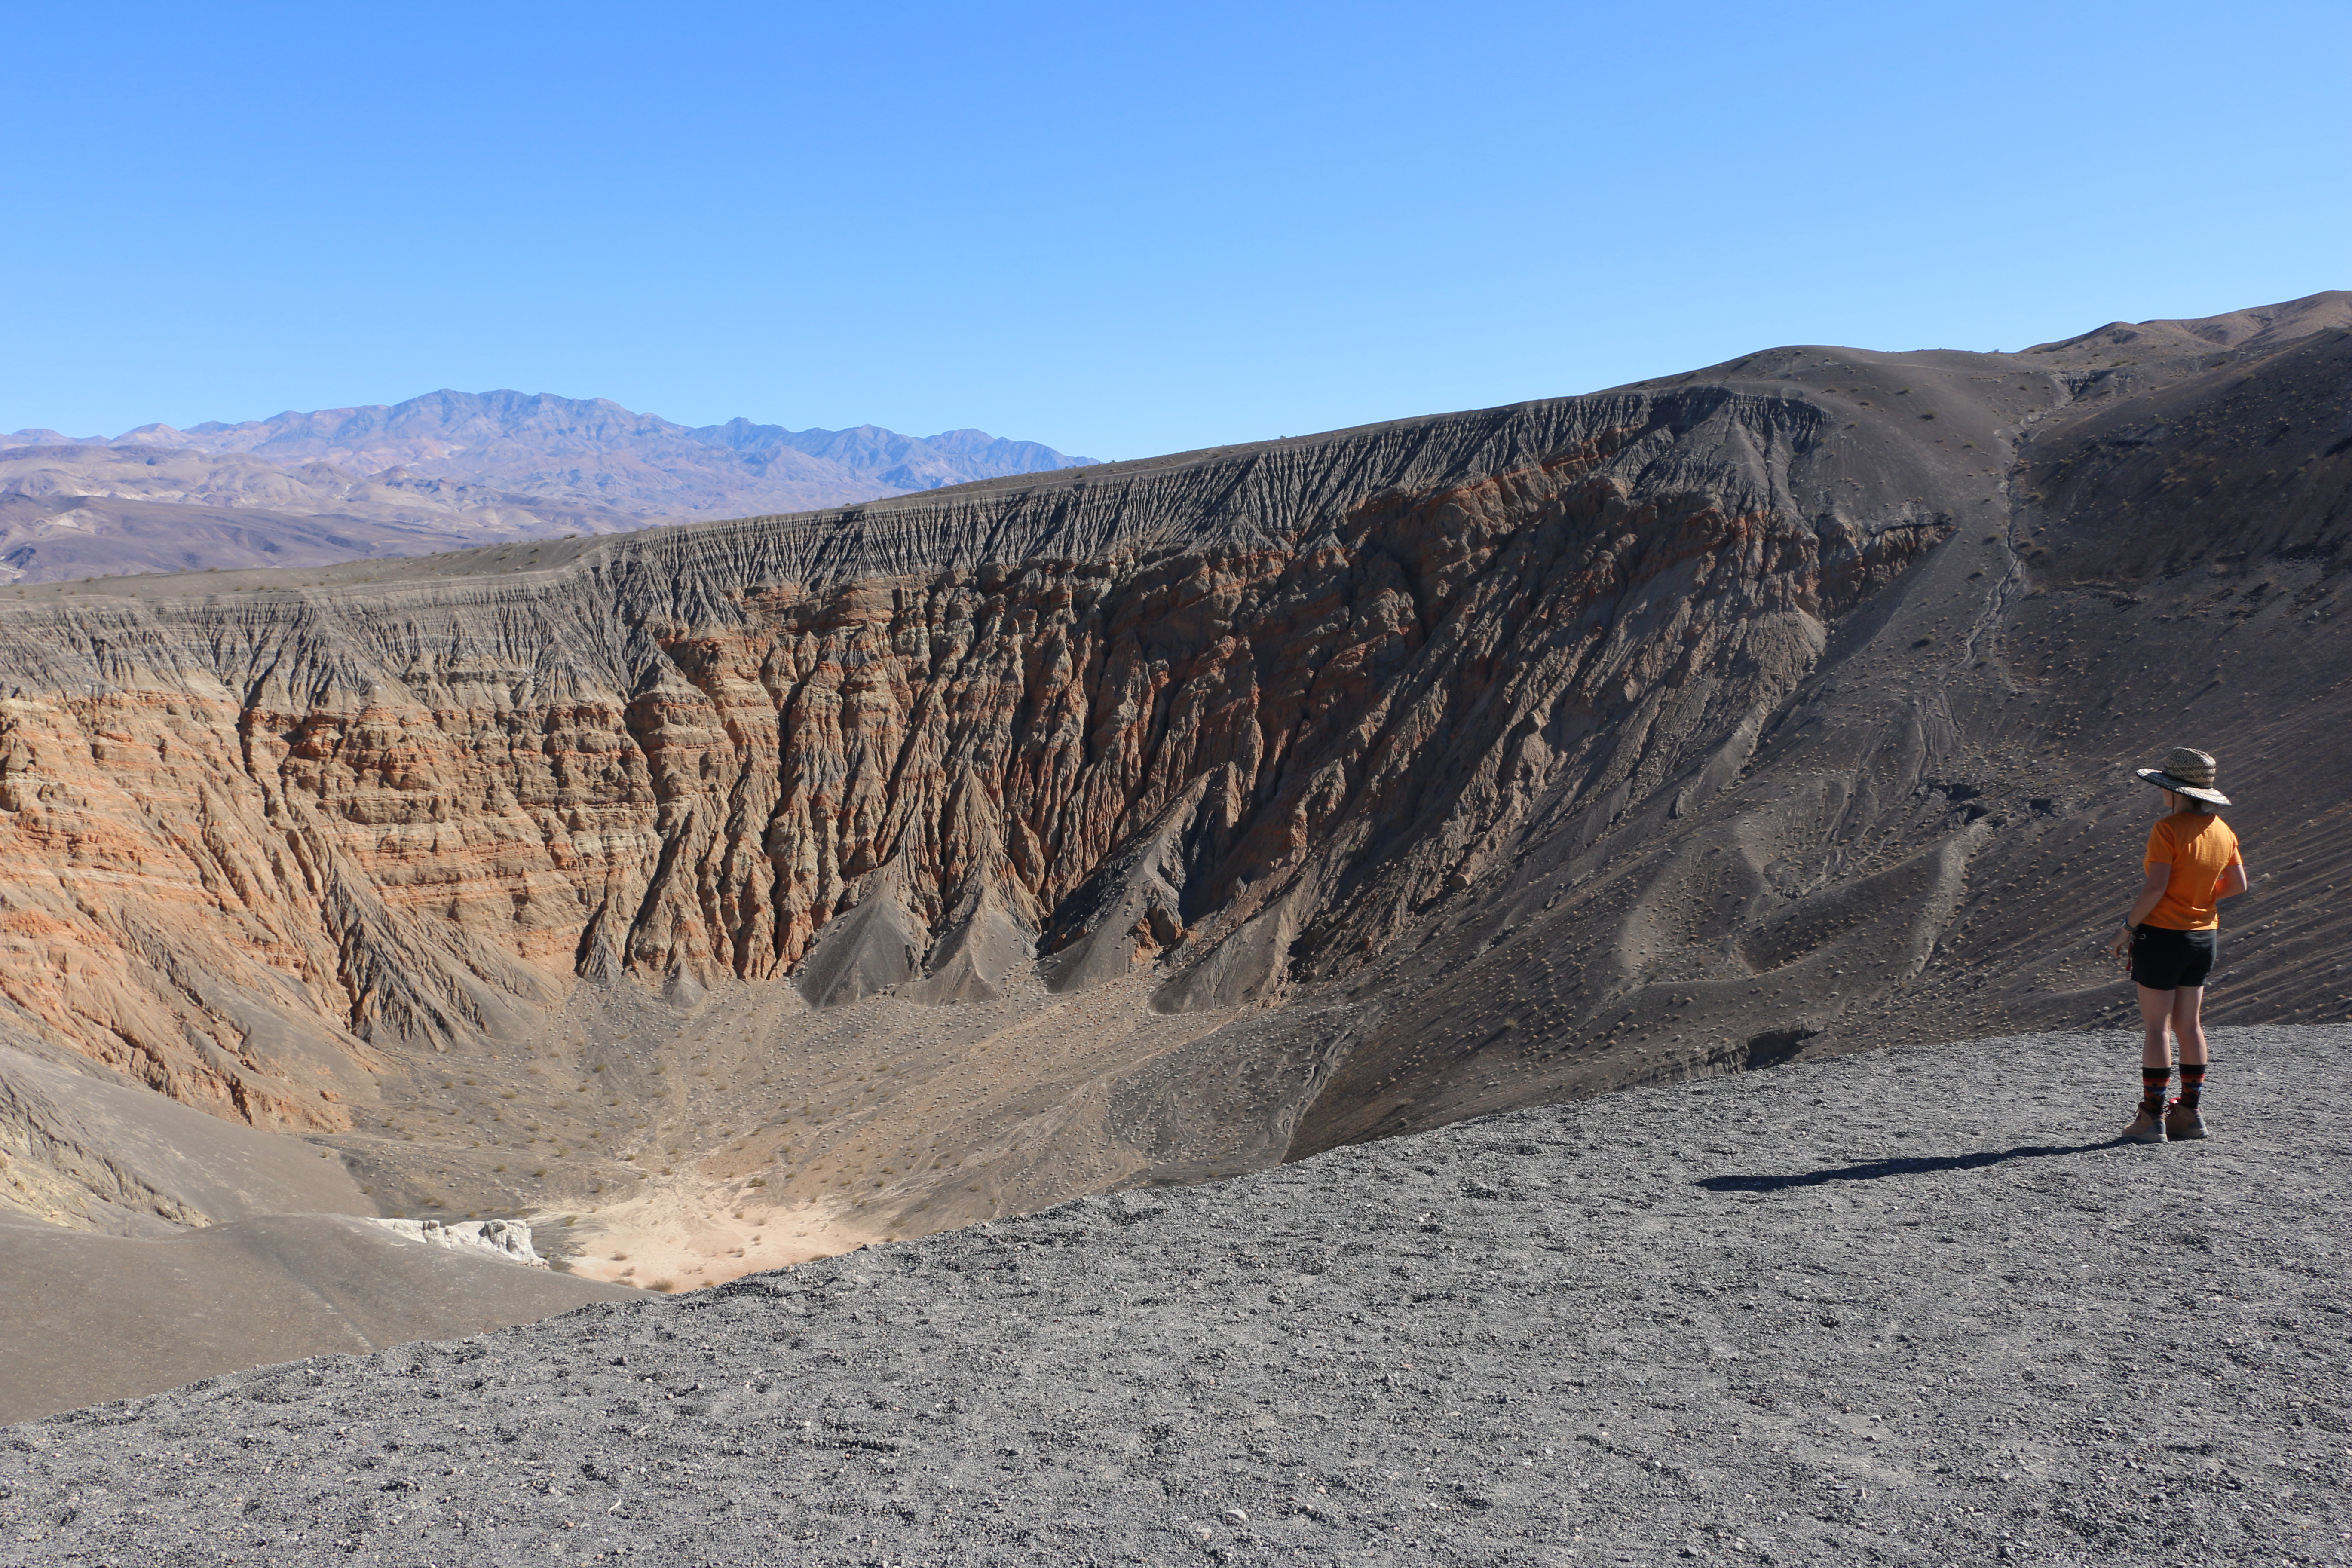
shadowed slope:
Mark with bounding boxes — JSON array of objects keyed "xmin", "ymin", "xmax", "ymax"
[
  {"xmin": 0, "ymin": 1214, "xmax": 642, "ymax": 1424},
  {"xmin": 1286, "ymin": 306, "xmax": 2351, "ymax": 1153}
]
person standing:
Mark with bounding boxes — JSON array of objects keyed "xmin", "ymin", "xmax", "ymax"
[{"xmin": 2107, "ymin": 747, "xmax": 2246, "ymax": 1143}]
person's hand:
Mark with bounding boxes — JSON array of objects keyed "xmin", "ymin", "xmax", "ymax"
[{"xmin": 2108, "ymin": 925, "xmax": 2132, "ymax": 961}]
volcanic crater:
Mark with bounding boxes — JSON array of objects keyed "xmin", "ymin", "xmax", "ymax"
[{"xmin": 0, "ymin": 292, "xmax": 2346, "ymax": 1419}]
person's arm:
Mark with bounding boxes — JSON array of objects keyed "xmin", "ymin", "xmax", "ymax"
[
  {"xmin": 2109, "ymin": 864, "xmax": 2171, "ymax": 956},
  {"xmin": 2124, "ymin": 864, "xmax": 2171, "ymax": 926},
  {"xmin": 2218, "ymin": 860, "xmax": 2248, "ymax": 900}
]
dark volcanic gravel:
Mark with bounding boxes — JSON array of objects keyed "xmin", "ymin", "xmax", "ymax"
[{"xmin": 4, "ymin": 1026, "xmax": 2346, "ymax": 1567}]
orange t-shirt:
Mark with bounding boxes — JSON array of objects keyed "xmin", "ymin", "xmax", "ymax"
[{"xmin": 2142, "ymin": 812, "xmax": 2241, "ymax": 931}]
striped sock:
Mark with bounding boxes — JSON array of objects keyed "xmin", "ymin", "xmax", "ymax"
[
  {"xmin": 2178, "ymin": 1062, "xmax": 2206, "ymax": 1109},
  {"xmin": 2141, "ymin": 1066, "xmax": 2172, "ymax": 1116}
]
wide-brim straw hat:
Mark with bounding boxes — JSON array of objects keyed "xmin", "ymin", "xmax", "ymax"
[{"xmin": 2134, "ymin": 746, "xmax": 2230, "ymax": 807}]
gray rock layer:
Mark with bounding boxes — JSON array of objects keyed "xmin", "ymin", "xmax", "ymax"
[{"xmin": 3, "ymin": 1025, "xmax": 2343, "ymax": 1566}]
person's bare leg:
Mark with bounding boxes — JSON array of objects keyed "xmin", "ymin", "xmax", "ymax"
[
  {"xmin": 2167, "ymin": 986, "xmax": 2209, "ymax": 1138},
  {"xmin": 2171, "ymin": 986, "xmax": 2206, "ymax": 1066},
  {"xmin": 2124, "ymin": 985, "xmax": 2174, "ymax": 1141},
  {"xmin": 2139, "ymin": 985, "xmax": 2176, "ymax": 1069}
]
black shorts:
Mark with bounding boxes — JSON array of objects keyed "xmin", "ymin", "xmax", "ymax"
[{"xmin": 2131, "ymin": 925, "xmax": 2216, "ymax": 990}]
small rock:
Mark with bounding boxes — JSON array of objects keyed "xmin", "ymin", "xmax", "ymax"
[{"xmin": 1220, "ymin": 1507, "xmax": 1249, "ymax": 1524}]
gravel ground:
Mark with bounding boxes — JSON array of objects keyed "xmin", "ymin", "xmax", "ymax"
[{"xmin": 3, "ymin": 1026, "xmax": 2346, "ymax": 1568}]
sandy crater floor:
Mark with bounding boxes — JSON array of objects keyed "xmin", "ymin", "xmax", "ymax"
[
  {"xmin": 555, "ymin": 1182, "xmax": 882, "ymax": 1292},
  {"xmin": 530, "ymin": 968, "xmax": 1246, "ymax": 1291}
]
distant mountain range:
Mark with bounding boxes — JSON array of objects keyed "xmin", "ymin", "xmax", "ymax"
[{"xmin": 0, "ymin": 390, "xmax": 1096, "ymax": 582}]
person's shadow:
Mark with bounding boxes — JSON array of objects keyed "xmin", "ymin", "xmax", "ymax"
[{"xmin": 1697, "ymin": 1139, "xmax": 2120, "ymax": 1193}]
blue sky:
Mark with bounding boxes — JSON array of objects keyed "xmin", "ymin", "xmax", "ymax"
[{"xmin": 5, "ymin": 0, "xmax": 2345, "ymax": 459}]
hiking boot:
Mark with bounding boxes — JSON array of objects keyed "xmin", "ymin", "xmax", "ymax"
[
  {"xmin": 2120, "ymin": 1107, "xmax": 2167, "ymax": 1144},
  {"xmin": 2163, "ymin": 1100, "xmax": 2208, "ymax": 1141}
]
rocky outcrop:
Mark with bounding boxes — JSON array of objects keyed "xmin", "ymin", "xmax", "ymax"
[{"xmin": 366, "ymin": 1216, "xmax": 545, "ymax": 1267}]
